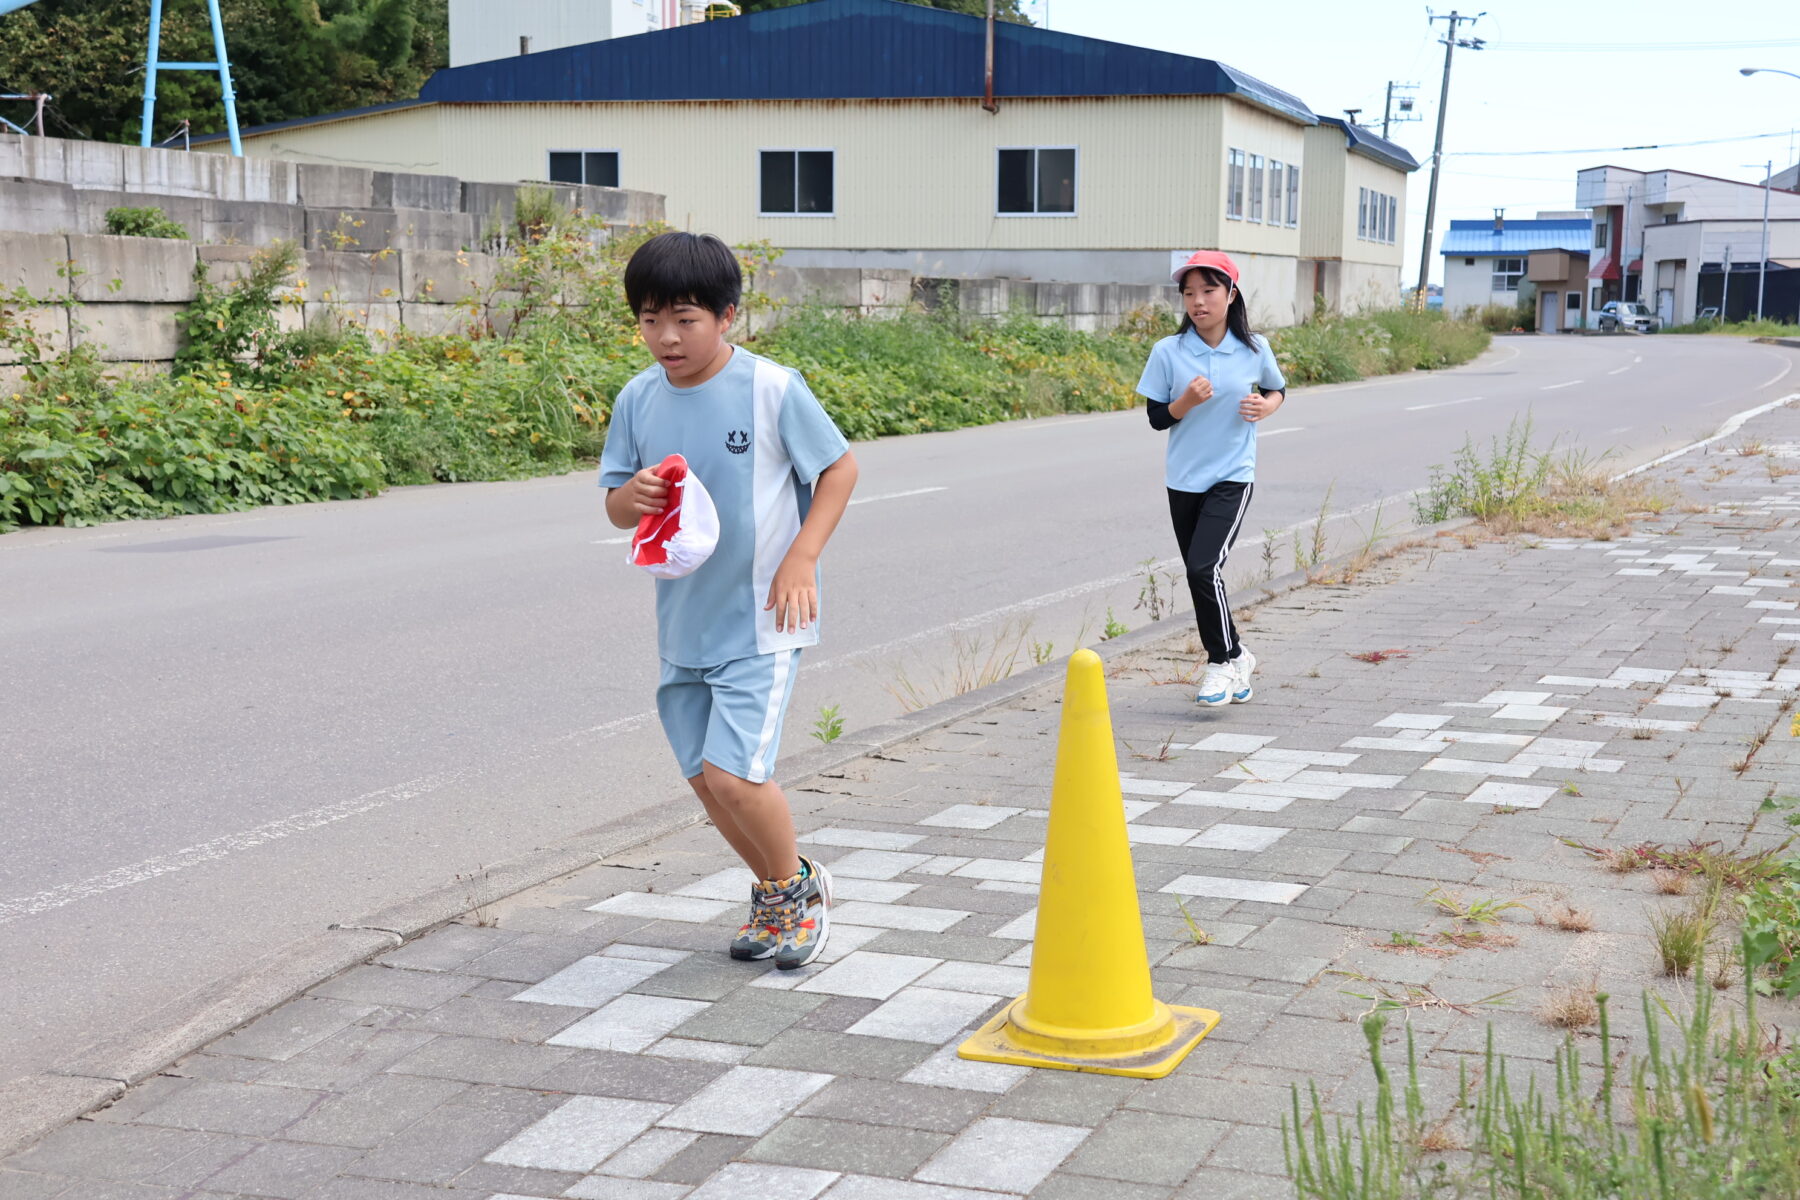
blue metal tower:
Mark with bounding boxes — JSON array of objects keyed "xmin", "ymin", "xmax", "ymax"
[{"xmin": 0, "ymin": 0, "xmax": 242, "ymax": 155}]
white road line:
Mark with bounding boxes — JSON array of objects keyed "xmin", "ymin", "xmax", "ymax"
[
  {"xmin": 593, "ymin": 486, "xmax": 949, "ymax": 542},
  {"xmin": 1614, "ymin": 391, "xmax": 1800, "ymax": 480},
  {"xmin": 1607, "ymin": 366, "xmax": 1631, "ymax": 376},
  {"xmin": 849, "ymin": 486, "xmax": 949, "ymax": 506},
  {"xmin": 1405, "ymin": 397, "xmax": 1483, "ymax": 412},
  {"xmin": 1541, "ymin": 380, "xmax": 1583, "ymax": 391},
  {"xmin": 1257, "ymin": 427, "xmax": 1304, "ymax": 437},
  {"xmin": 1756, "ymin": 356, "xmax": 1794, "ymax": 392}
]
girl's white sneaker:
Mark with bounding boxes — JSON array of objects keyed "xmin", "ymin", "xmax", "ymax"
[
  {"xmin": 1230, "ymin": 648, "xmax": 1257, "ymax": 704},
  {"xmin": 1196, "ymin": 662, "xmax": 1235, "ymax": 707}
]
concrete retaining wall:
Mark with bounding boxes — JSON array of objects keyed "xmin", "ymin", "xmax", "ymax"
[{"xmin": 0, "ymin": 134, "xmax": 663, "ymax": 252}]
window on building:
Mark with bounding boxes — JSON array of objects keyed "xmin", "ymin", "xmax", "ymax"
[
  {"xmin": 997, "ymin": 147, "xmax": 1076, "ymax": 215},
  {"xmin": 1227, "ymin": 149, "xmax": 1246, "ymax": 220},
  {"xmin": 1269, "ymin": 160, "xmax": 1284, "ymax": 231},
  {"xmin": 1380, "ymin": 194, "xmax": 1390, "ymax": 243},
  {"xmin": 1385, "ymin": 194, "xmax": 1398, "ymax": 243},
  {"xmin": 1568, "ymin": 291, "xmax": 1582, "ymax": 311},
  {"xmin": 1286, "ymin": 164, "xmax": 1300, "ymax": 226},
  {"xmin": 760, "ymin": 149, "xmax": 834, "ymax": 215},
  {"xmin": 1492, "ymin": 257, "xmax": 1526, "ymax": 292},
  {"xmin": 1249, "ymin": 155, "xmax": 1265, "ymax": 222},
  {"xmin": 1594, "ymin": 220, "xmax": 1609, "ymax": 250},
  {"xmin": 1358, "ymin": 188, "xmax": 1369, "ymax": 238},
  {"xmin": 547, "ymin": 150, "xmax": 620, "ymax": 188}
]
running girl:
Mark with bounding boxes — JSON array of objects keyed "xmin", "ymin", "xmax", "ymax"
[{"xmin": 1137, "ymin": 250, "xmax": 1287, "ymax": 707}]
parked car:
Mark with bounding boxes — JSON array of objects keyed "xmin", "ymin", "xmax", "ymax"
[{"xmin": 1596, "ymin": 301, "xmax": 1658, "ymax": 332}]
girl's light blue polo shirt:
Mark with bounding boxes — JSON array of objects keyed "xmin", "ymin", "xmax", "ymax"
[{"xmin": 1136, "ymin": 329, "xmax": 1286, "ymax": 494}]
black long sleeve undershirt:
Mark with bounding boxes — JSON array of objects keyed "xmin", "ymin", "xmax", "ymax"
[{"xmin": 1146, "ymin": 399, "xmax": 1176, "ymax": 430}]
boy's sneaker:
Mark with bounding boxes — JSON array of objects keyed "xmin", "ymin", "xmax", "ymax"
[
  {"xmin": 1230, "ymin": 647, "xmax": 1257, "ymax": 704},
  {"xmin": 768, "ymin": 855, "xmax": 833, "ymax": 971},
  {"xmin": 729, "ymin": 878, "xmax": 780, "ymax": 961},
  {"xmin": 1196, "ymin": 661, "xmax": 1235, "ymax": 707}
]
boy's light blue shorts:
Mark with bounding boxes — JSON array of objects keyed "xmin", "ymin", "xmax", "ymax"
[{"xmin": 656, "ymin": 649, "xmax": 802, "ymax": 785}]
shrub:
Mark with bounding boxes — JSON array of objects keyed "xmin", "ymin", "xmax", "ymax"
[
  {"xmin": 1269, "ymin": 309, "xmax": 1490, "ymax": 386},
  {"xmin": 103, "ymin": 206, "xmax": 189, "ymax": 240}
]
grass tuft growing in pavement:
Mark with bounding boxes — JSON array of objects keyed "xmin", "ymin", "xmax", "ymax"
[
  {"xmin": 1287, "ymin": 952, "xmax": 1800, "ymax": 1200},
  {"xmin": 1412, "ymin": 415, "xmax": 1672, "ymax": 538}
]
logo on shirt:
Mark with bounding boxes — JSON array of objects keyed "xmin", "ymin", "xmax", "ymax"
[{"xmin": 725, "ymin": 430, "xmax": 750, "ymax": 455}]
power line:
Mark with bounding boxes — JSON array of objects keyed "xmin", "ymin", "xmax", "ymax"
[
  {"xmin": 1489, "ymin": 37, "xmax": 1800, "ymax": 52},
  {"xmin": 1454, "ymin": 129, "xmax": 1800, "ymax": 157}
]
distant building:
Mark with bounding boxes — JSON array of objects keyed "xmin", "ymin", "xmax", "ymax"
[
  {"xmin": 1579, "ymin": 165, "xmax": 1800, "ymax": 326},
  {"xmin": 450, "ymin": 0, "xmax": 741, "ymax": 66},
  {"xmin": 1439, "ymin": 214, "xmax": 1591, "ymax": 323},
  {"xmin": 196, "ymin": 0, "xmax": 1417, "ymax": 322}
]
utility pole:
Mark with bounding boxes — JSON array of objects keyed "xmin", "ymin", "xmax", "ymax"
[
  {"xmin": 1382, "ymin": 82, "xmax": 1419, "ymax": 140},
  {"xmin": 1414, "ymin": 10, "xmax": 1486, "ymax": 305},
  {"xmin": 1758, "ymin": 158, "xmax": 1771, "ymax": 321}
]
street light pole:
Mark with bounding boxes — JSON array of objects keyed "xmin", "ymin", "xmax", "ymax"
[
  {"xmin": 1759, "ymin": 158, "xmax": 1771, "ymax": 321},
  {"xmin": 1415, "ymin": 10, "xmax": 1486, "ymax": 307}
]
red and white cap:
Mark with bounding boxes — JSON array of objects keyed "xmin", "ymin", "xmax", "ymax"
[
  {"xmin": 1171, "ymin": 250, "xmax": 1241, "ymax": 287},
  {"xmin": 630, "ymin": 454, "xmax": 719, "ymax": 580}
]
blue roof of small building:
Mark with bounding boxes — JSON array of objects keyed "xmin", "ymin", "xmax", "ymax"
[
  {"xmin": 1317, "ymin": 118, "xmax": 1419, "ymax": 174},
  {"xmin": 416, "ymin": 0, "xmax": 1316, "ymax": 123},
  {"xmin": 1440, "ymin": 218, "xmax": 1592, "ymax": 257}
]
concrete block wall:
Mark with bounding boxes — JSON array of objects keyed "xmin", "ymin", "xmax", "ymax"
[{"xmin": 1, "ymin": 134, "xmax": 664, "ymax": 252}]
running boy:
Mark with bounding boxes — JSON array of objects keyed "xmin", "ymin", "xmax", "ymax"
[
  {"xmin": 1138, "ymin": 250, "xmax": 1286, "ymax": 708},
  {"xmin": 601, "ymin": 231, "xmax": 858, "ymax": 969}
]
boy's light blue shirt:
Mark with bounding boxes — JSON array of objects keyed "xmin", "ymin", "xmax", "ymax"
[
  {"xmin": 1135, "ymin": 329, "xmax": 1286, "ymax": 494},
  {"xmin": 599, "ymin": 347, "xmax": 849, "ymax": 669}
]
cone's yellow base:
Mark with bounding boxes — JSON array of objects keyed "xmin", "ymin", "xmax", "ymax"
[{"xmin": 958, "ymin": 995, "xmax": 1221, "ymax": 1079}]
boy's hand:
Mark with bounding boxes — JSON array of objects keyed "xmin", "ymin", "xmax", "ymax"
[
  {"xmin": 622, "ymin": 466, "xmax": 670, "ymax": 516},
  {"xmin": 766, "ymin": 550, "xmax": 819, "ymax": 633}
]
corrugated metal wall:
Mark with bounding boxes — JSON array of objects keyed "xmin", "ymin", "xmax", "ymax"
[{"xmin": 247, "ymin": 96, "xmax": 1245, "ymax": 253}]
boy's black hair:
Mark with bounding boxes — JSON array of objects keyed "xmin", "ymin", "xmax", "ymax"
[
  {"xmin": 1175, "ymin": 266, "xmax": 1257, "ymax": 349},
  {"xmin": 623, "ymin": 231, "xmax": 742, "ymax": 317}
]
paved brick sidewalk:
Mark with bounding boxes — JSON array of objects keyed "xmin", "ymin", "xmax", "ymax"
[{"xmin": 5, "ymin": 404, "xmax": 1800, "ymax": 1200}]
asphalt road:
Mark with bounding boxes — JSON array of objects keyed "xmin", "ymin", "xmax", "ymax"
[{"xmin": 2, "ymin": 332, "xmax": 1795, "ymax": 1085}]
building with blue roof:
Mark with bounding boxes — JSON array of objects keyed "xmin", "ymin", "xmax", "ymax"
[
  {"xmin": 197, "ymin": 0, "xmax": 1418, "ymax": 316},
  {"xmin": 1439, "ymin": 214, "xmax": 1592, "ymax": 322}
]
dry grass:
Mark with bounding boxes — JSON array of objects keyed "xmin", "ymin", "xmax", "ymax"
[
  {"xmin": 1603, "ymin": 846, "xmax": 1644, "ymax": 873},
  {"xmin": 1546, "ymin": 903, "xmax": 1595, "ymax": 932},
  {"xmin": 1649, "ymin": 906, "xmax": 1712, "ymax": 977},
  {"xmin": 1539, "ymin": 983, "xmax": 1601, "ymax": 1029},
  {"xmin": 1651, "ymin": 867, "xmax": 1694, "ymax": 895}
]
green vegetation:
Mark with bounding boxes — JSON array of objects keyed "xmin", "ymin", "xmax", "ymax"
[
  {"xmin": 1288, "ymin": 947, "xmax": 1800, "ymax": 1199},
  {"xmin": 1412, "ymin": 415, "xmax": 1671, "ymax": 537},
  {"xmin": 3, "ymin": 202, "xmax": 1495, "ymax": 532},
  {"xmin": 103, "ymin": 206, "xmax": 190, "ymax": 240},
  {"xmin": 1658, "ymin": 317, "xmax": 1799, "ymax": 337},
  {"xmin": 1268, "ymin": 309, "xmax": 1492, "ymax": 386}
]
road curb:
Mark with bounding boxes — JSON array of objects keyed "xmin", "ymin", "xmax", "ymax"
[{"xmin": 13, "ymin": 514, "xmax": 1472, "ymax": 1154}]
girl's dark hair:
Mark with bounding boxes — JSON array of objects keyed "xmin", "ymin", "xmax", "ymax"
[
  {"xmin": 1175, "ymin": 266, "xmax": 1256, "ymax": 348},
  {"xmin": 623, "ymin": 231, "xmax": 742, "ymax": 316}
]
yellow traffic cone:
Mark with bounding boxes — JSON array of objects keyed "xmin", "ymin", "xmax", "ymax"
[{"xmin": 958, "ymin": 648, "xmax": 1220, "ymax": 1078}]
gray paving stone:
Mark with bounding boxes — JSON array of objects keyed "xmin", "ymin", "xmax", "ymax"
[
  {"xmin": 308, "ymin": 967, "xmax": 479, "ymax": 1011},
  {"xmin": 564, "ymin": 1178, "xmax": 694, "ymax": 1199},
  {"xmin": 593, "ymin": 1128, "xmax": 700, "ymax": 1179},
  {"xmin": 647, "ymin": 1134, "xmax": 754, "ymax": 1185},
  {"xmin": 181, "ymin": 1139, "xmax": 364, "ymax": 1198},
  {"xmin": 3, "ymin": 1122, "xmax": 215, "ymax": 1183},
  {"xmin": 630, "ymin": 958, "xmax": 761, "ymax": 1003},
  {"xmin": 282, "ymin": 1075, "xmax": 468, "ymax": 1149},
  {"xmin": 530, "ymin": 1048, "xmax": 727, "ymax": 1105},
  {"xmin": 686, "ymin": 1163, "xmax": 839, "ymax": 1200},
  {"xmin": 85, "ymin": 1076, "xmax": 196, "ymax": 1125},
  {"xmin": 668, "ymin": 990, "xmax": 827, "ymax": 1046},
  {"xmin": 384, "ymin": 1034, "xmax": 575, "ymax": 1087},
  {"xmin": 658, "ymin": 1066, "xmax": 833, "ymax": 1137},
  {"xmin": 453, "ymin": 1159, "xmax": 585, "ymax": 1195},
  {"xmin": 375, "ymin": 924, "xmax": 515, "ymax": 974},
  {"xmin": 913, "ymin": 1118, "xmax": 1089, "ymax": 1193},
  {"xmin": 213, "ymin": 999, "xmax": 377, "ymax": 1063},
  {"xmin": 1030, "ymin": 1175, "xmax": 1172, "ymax": 1200},
  {"xmin": 255, "ymin": 1028, "xmax": 436, "ymax": 1091},
  {"xmin": 748, "ymin": 1117, "xmax": 946, "ymax": 1177},
  {"xmin": 129, "ymin": 1080, "xmax": 327, "ymax": 1137},
  {"xmin": 342, "ymin": 1094, "xmax": 540, "ymax": 1184},
  {"xmin": 298, "ymin": 1178, "xmax": 460, "ymax": 1200},
  {"xmin": 748, "ymin": 1030, "xmax": 935, "ymax": 1080},
  {"xmin": 459, "ymin": 933, "xmax": 620, "ymax": 984},
  {"xmin": 0, "ymin": 1171, "xmax": 71, "ymax": 1200},
  {"xmin": 484, "ymin": 1096, "xmax": 668, "ymax": 1172},
  {"xmin": 1063, "ymin": 1110, "xmax": 1228, "ymax": 1186},
  {"xmin": 797, "ymin": 1077, "xmax": 991, "ymax": 1134},
  {"xmin": 396, "ymin": 996, "xmax": 586, "ymax": 1042},
  {"xmin": 0, "ymin": 1184, "xmax": 180, "ymax": 1200},
  {"xmin": 988, "ymin": 1071, "xmax": 1140, "ymax": 1127}
]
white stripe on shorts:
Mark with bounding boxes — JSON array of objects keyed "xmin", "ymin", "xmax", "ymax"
[{"xmin": 748, "ymin": 648, "xmax": 797, "ymax": 781}]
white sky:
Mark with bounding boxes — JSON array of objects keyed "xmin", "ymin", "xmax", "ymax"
[{"xmin": 1027, "ymin": 0, "xmax": 1800, "ymax": 285}]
